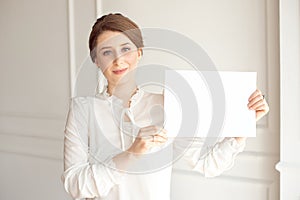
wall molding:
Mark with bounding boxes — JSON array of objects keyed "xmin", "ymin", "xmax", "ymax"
[
  {"xmin": 0, "ymin": 114, "xmax": 65, "ymax": 140},
  {"xmin": 260, "ymin": 0, "xmax": 270, "ymax": 129},
  {"xmin": 0, "ymin": 131, "xmax": 61, "ymax": 141},
  {"xmin": 173, "ymin": 167, "xmax": 279, "ymax": 199},
  {"xmin": 0, "ymin": 149, "xmax": 62, "ymax": 162},
  {"xmin": 0, "ymin": 110, "xmax": 65, "ymax": 120},
  {"xmin": 67, "ymin": 0, "xmax": 76, "ymax": 98},
  {"xmin": 173, "ymin": 168, "xmax": 274, "ymax": 185},
  {"xmin": 174, "ymin": 150, "xmax": 278, "ymax": 182},
  {"xmin": 0, "ymin": 133, "xmax": 63, "ymax": 160},
  {"xmin": 95, "ymin": 0, "xmax": 102, "ymax": 18}
]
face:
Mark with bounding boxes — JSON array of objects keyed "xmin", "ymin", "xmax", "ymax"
[{"xmin": 94, "ymin": 31, "xmax": 142, "ymax": 86}]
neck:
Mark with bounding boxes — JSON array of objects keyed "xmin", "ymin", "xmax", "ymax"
[{"xmin": 107, "ymin": 80, "xmax": 138, "ymax": 107}]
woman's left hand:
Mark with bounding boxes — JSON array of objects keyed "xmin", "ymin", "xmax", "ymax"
[
  {"xmin": 234, "ymin": 89, "xmax": 270, "ymax": 143},
  {"xmin": 247, "ymin": 89, "xmax": 270, "ymax": 121}
]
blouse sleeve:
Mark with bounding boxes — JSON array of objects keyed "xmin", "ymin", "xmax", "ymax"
[
  {"xmin": 173, "ymin": 137, "xmax": 246, "ymax": 177},
  {"xmin": 62, "ymin": 97, "xmax": 123, "ymax": 199}
]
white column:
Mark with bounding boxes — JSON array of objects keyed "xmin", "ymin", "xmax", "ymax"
[
  {"xmin": 276, "ymin": 0, "xmax": 300, "ymax": 199},
  {"xmin": 96, "ymin": 0, "xmax": 103, "ymax": 18}
]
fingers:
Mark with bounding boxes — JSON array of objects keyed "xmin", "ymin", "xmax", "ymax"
[
  {"xmin": 248, "ymin": 89, "xmax": 265, "ymax": 110},
  {"xmin": 128, "ymin": 125, "xmax": 168, "ymax": 154},
  {"xmin": 248, "ymin": 89, "xmax": 270, "ymax": 121},
  {"xmin": 154, "ymin": 130, "xmax": 168, "ymax": 142},
  {"xmin": 254, "ymin": 103, "xmax": 268, "ymax": 111},
  {"xmin": 151, "ymin": 134, "xmax": 167, "ymax": 144},
  {"xmin": 248, "ymin": 98, "xmax": 264, "ymax": 110},
  {"xmin": 138, "ymin": 125, "xmax": 168, "ymax": 144},
  {"xmin": 248, "ymin": 89, "xmax": 262, "ymax": 101}
]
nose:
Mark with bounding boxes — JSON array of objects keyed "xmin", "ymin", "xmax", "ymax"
[{"xmin": 113, "ymin": 51, "xmax": 125, "ymax": 66}]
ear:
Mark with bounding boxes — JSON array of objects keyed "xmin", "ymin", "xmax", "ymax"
[{"xmin": 137, "ymin": 48, "xmax": 143, "ymax": 60}]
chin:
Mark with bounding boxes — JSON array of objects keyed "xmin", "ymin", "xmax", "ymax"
[{"xmin": 118, "ymin": 74, "xmax": 135, "ymax": 85}]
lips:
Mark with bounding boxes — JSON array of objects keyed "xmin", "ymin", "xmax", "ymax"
[{"xmin": 112, "ymin": 68, "xmax": 128, "ymax": 75}]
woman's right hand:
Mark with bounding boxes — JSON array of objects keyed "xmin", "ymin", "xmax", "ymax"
[{"xmin": 127, "ymin": 125, "xmax": 168, "ymax": 155}]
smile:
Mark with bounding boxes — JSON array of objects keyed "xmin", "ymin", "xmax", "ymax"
[{"xmin": 112, "ymin": 68, "xmax": 128, "ymax": 75}]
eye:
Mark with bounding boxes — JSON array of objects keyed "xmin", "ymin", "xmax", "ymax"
[
  {"xmin": 102, "ymin": 50, "xmax": 112, "ymax": 56},
  {"xmin": 121, "ymin": 47, "xmax": 131, "ymax": 53}
]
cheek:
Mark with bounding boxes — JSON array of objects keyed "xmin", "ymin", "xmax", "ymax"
[
  {"xmin": 125, "ymin": 52, "xmax": 139, "ymax": 66},
  {"xmin": 96, "ymin": 57, "xmax": 113, "ymax": 72}
]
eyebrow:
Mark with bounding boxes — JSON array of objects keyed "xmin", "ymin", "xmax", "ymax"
[{"xmin": 100, "ymin": 42, "xmax": 131, "ymax": 50}]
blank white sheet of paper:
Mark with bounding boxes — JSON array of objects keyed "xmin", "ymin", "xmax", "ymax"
[{"xmin": 164, "ymin": 70, "xmax": 257, "ymax": 137}]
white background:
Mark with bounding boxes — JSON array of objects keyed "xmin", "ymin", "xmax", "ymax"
[{"xmin": 0, "ymin": 0, "xmax": 298, "ymax": 199}]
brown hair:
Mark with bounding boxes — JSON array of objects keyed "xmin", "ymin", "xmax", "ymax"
[{"xmin": 89, "ymin": 13, "xmax": 144, "ymax": 62}]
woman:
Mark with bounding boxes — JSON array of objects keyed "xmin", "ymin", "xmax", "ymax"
[{"xmin": 62, "ymin": 13, "xmax": 269, "ymax": 200}]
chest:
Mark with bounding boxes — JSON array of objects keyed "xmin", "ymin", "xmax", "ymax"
[{"xmin": 87, "ymin": 100, "xmax": 164, "ymax": 162}]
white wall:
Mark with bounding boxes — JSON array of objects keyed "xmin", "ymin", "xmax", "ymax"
[
  {"xmin": 0, "ymin": 0, "xmax": 281, "ymax": 199},
  {"xmin": 0, "ymin": 0, "xmax": 73, "ymax": 199}
]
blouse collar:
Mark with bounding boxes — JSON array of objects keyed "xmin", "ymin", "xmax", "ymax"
[{"xmin": 95, "ymin": 86, "xmax": 144, "ymax": 108}]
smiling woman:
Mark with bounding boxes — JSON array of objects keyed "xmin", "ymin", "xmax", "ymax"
[
  {"xmin": 94, "ymin": 31, "xmax": 142, "ymax": 91},
  {"xmin": 62, "ymin": 13, "xmax": 269, "ymax": 200}
]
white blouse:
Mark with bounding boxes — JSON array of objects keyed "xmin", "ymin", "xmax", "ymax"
[{"xmin": 62, "ymin": 88, "xmax": 246, "ymax": 200}]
